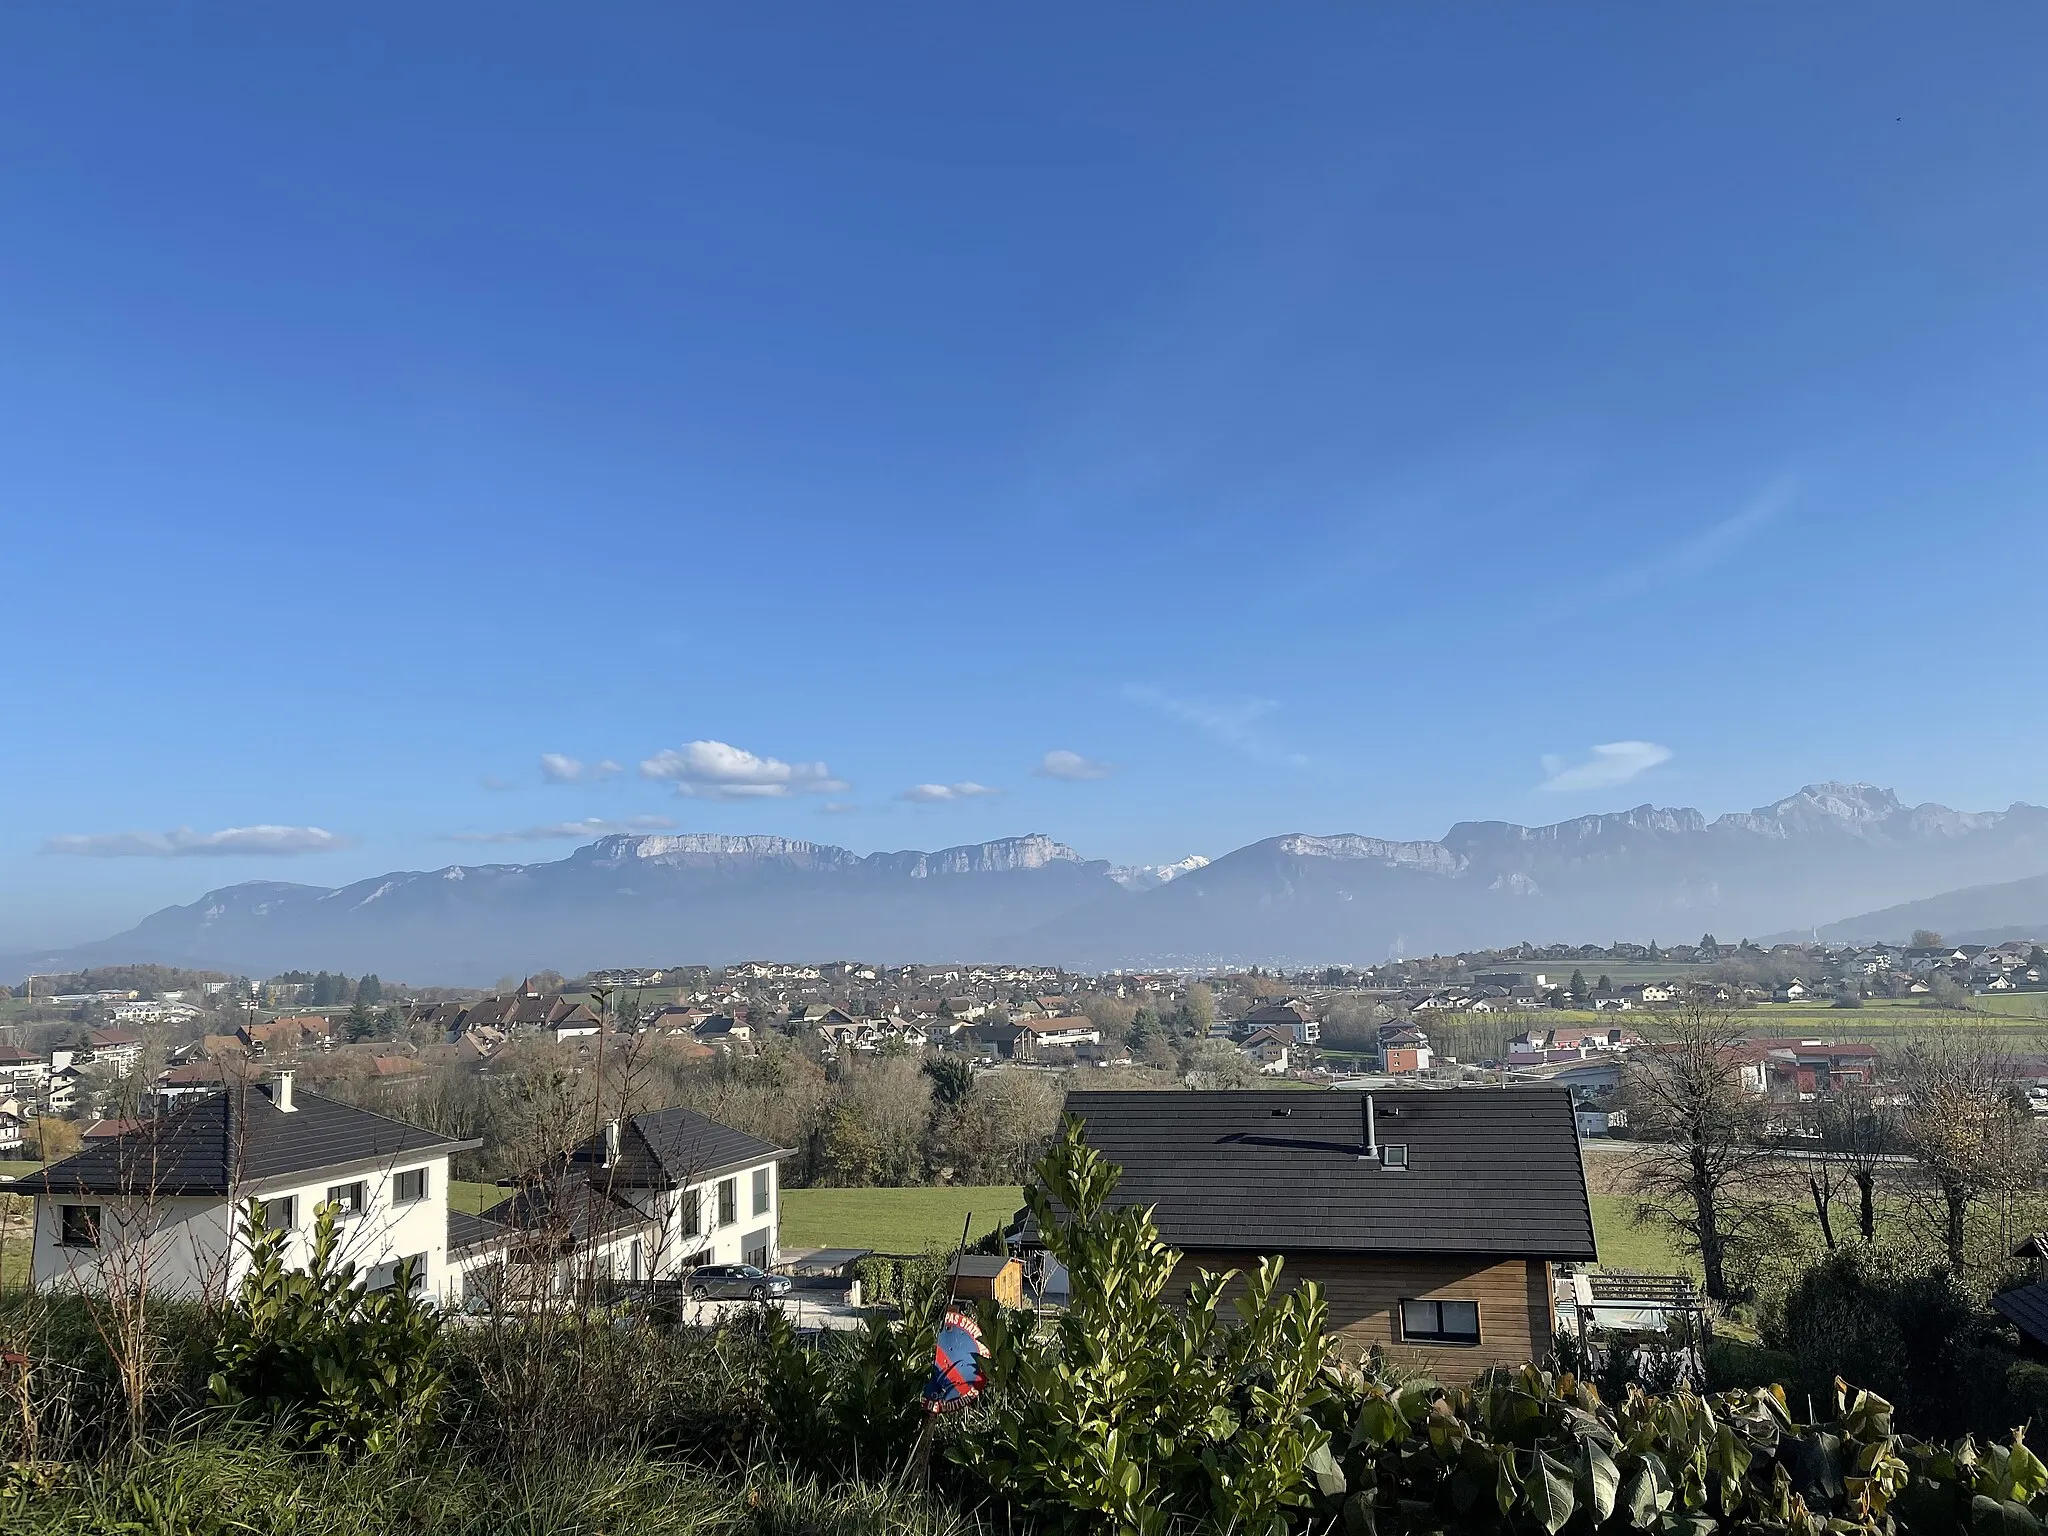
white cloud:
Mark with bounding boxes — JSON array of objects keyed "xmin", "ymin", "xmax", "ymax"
[
  {"xmin": 1032, "ymin": 749, "xmax": 1114, "ymax": 782},
  {"xmin": 540, "ymin": 754, "xmax": 621, "ymax": 784},
  {"xmin": 445, "ymin": 815, "xmax": 677, "ymax": 844},
  {"xmin": 1538, "ymin": 741, "xmax": 1674, "ymax": 793},
  {"xmin": 479, "ymin": 774, "xmax": 519, "ymax": 792},
  {"xmin": 1589, "ymin": 479, "xmax": 1796, "ymax": 604},
  {"xmin": 41, "ymin": 825, "xmax": 350, "ymax": 858},
  {"xmin": 897, "ymin": 782, "xmax": 1000, "ymax": 804},
  {"xmin": 819, "ymin": 801, "xmax": 863, "ymax": 816},
  {"xmin": 1125, "ymin": 684, "xmax": 1308, "ymax": 767},
  {"xmin": 639, "ymin": 740, "xmax": 849, "ymax": 801}
]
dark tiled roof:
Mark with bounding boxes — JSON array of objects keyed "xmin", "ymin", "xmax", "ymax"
[
  {"xmin": 26, "ymin": 1086, "xmax": 474, "ymax": 1197},
  {"xmin": 1994, "ymin": 1281, "xmax": 2048, "ymax": 1348},
  {"xmin": 447, "ymin": 1207, "xmax": 511, "ymax": 1255},
  {"xmin": 1051, "ymin": 1088, "xmax": 1597, "ymax": 1261},
  {"xmin": 603, "ymin": 1106, "xmax": 789, "ymax": 1186},
  {"xmin": 480, "ymin": 1168, "xmax": 650, "ymax": 1247}
]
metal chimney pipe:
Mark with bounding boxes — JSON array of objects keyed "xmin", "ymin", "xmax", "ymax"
[
  {"xmin": 603, "ymin": 1118, "xmax": 621, "ymax": 1167},
  {"xmin": 1360, "ymin": 1093, "xmax": 1378, "ymax": 1159}
]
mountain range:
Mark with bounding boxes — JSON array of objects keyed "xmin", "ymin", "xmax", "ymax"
[{"xmin": 13, "ymin": 783, "xmax": 2048, "ymax": 983}]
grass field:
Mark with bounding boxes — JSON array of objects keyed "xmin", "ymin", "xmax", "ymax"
[{"xmin": 780, "ymin": 1185, "xmax": 1022, "ymax": 1255}]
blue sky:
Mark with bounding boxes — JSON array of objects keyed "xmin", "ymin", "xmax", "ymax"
[{"xmin": 4, "ymin": 8, "xmax": 2047, "ymax": 947}]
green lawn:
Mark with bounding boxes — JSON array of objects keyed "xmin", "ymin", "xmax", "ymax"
[
  {"xmin": 1589, "ymin": 1194, "xmax": 1693, "ymax": 1274},
  {"xmin": 0, "ymin": 1160, "xmax": 44, "ymax": 1180},
  {"xmin": 451, "ymin": 1180, "xmax": 502, "ymax": 1215},
  {"xmin": 779, "ymin": 1185, "xmax": 1022, "ymax": 1256}
]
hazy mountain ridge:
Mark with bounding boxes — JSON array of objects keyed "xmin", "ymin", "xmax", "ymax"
[
  {"xmin": 14, "ymin": 783, "xmax": 2048, "ymax": 982},
  {"xmin": 1806, "ymin": 872, "xmax": 2048, "ymax": 947}
]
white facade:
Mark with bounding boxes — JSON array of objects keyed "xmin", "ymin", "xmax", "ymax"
[{"xmin": 34, "ymin": 1150, "xmax": 463, "ymax": 1303}]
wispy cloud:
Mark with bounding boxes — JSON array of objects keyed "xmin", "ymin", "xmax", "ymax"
[
  {"xmin": 897, "ymin": 782, "xmax": 1000, "ymax": 804},
  {"xmin": 639, "ymin": 740, "xmax": 848, "ymax": 801},
  {"xmin": 444, "ymin": 815, "xmax": 677, "ymax": 844},
  {"xmin": 540, "ymin": 754, "xmax": 621, "ymax": 784},
  {"xmin": 1538, "ymin": 741, "xmax": 1674, "ymax": 793},
  {"xmin": 1032, "ymin": 749, "xmax": 1115, "ymax": 782},
  {"xmin": 819, "ymin": 801, "xmax": 864, "ymax": 816},
  {"xmin": 1590, "ymin": 479, "xmax": 1797, "ymax": 603},
  {"xmin": 42, "ymin": 825, "xmax": 350, "ymax": 858},
  {"xmin": 1124, "ymin": 684, "xmax": 1308, "ymax": 767},
  {"xmin": 479, "ymin": 774, "xmax": 519, "ymax": 792}
]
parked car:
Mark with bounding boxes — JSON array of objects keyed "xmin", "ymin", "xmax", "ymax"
[{"xmin": 688, "ymin": 1263, "xmax": 791, "ymax": 1302}]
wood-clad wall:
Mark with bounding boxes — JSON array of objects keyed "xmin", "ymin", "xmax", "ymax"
[{"xmin": 1173, "ymin": 1251, "xmax": 1553, "ymax": 1381}]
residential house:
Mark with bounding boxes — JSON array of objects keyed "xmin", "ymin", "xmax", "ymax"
[
  {"xmin": 240, "ymin": 1016, "xmax": 336, "ymax": 1058},
  {"xmin": 1015, "ymin": 1019, "xmax": 1103, "ymax": 1059},
  {"xmin": 26, "ymin": 1070, "xmax": 483, "ymax": 1303},
  {"xmin": 548, "ymin": 1006, "xmax": 602, "ymax": 1043},
  {"xmin": 693, "ymin": 1014, "xmax": 753, "ymax": 1050},
  {"xmin": 1041, "ymin": 1089, "xmax": 1596, "ymax": 1380},
  {"xmin": 108, "ymin": 999, "xmax": 201, "ymax": 1026},
  {"xmin": 485, "ymin": 1107, "xmax": 790, "ymax": 1290},
  {"xmin": 0, "ymin": 1101, "xmax": 26, "ymax": 1155},
  {"xmin": 84, "ymin": 1029, "xmax": 144, "ymax": 1075},
  {"xmin": 0, "ymin": 1047, "xmax": 45, "ymax": 1095},
  {"xmin": 1380, "ymin": 1029, "xmax": 1434, "ymax": 1074},
  {"xmin": 1743, "ymin": 1039, "xmax": 1880, "ymax": 1096},
  {"xmin": 1241, "ymin": 999, "xmax": 1321, "ymax": 1045},
  {"xmin": 644, "ymin": 1005, "xmax": 715, "ymax": 1037},
  {"xmin": 42, "ymin": 1056, "xmax": 83, "ymax": 1117},
  {"xmin": 1239, "ymin": 1025, "xmax": 1294, "ymax": 1074},
  {"xmin": 156, "ymin": 1061, "xmax": 233, "ymax": 1105}
]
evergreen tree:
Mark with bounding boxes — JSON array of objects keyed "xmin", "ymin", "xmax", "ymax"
[
  {"xmin": 357, "ymin": 974, "xmax": 383, "ymax": 1006},
  {"xmin": 1568, "ymin": 968, "xmax": 1588, "ymax": 1001},
  {"xmin": 1597, "ymin": 974, "xmax": 1613, "ymax": 996}
]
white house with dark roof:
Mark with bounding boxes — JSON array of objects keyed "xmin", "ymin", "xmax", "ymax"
[
  {"xmin": 485, "ymin": 1106, "xmax": 790, "ymax": 1290},
  {"xmin": 26, "ymin": 1070, "xmax": 482, "ymax": 1304}
]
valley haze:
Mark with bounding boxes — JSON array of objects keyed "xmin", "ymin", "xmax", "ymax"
[{"xmin": 13, "ymin": 782, "xmax": 2048, "ymax": 985}]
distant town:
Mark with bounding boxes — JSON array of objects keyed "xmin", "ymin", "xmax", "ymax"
[{"xmin": 4, "ymin": 929, "xmax": 2043, "ymax": 1160}]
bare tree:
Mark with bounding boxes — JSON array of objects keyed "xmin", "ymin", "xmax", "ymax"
[
  {"xmin": 1621, "ymin": 993, "xmax": 1779, "ymax": 1302},
  {"xmin": 1894, "ymin": 1028, "xmax": 2039, "ymax": 1275},
  {"xmin": 1810, "ymin": 1087, "xmax": 1897, "ymax": 1244}
]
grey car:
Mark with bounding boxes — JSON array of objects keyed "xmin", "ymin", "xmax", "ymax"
[{"xmin": 688, "ymin": 1263, "xmax": 791, "ymax": 1302}]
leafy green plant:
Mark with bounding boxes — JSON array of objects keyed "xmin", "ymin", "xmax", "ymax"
[
  {"xmin": 208, "ymin": 1199, "xmax": 447, "ymax": 1456},
  {"xmin": 761, "ymin": 1307, "xmax": 932, "ymax": 1476},
  {"xmin": 1315, "ymin": 1356, "xmax": 2048, "ymax": 1536},
  {"xmin": 956, "ymin": 1116, "xmax": 1337, "ymax": 1536}
]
